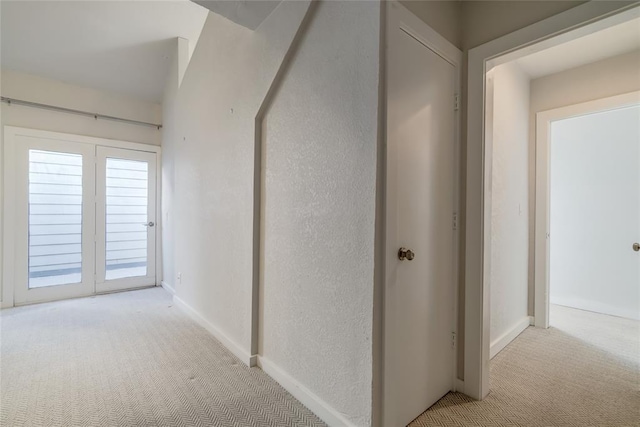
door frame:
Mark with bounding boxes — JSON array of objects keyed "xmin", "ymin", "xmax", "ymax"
[
  {"xmin": 464, "ymin": 2, "xmax": 640, "ymax": 400},
  {"xmin": 534, "ymin": 91, "xmax": 640, "ymax": 329},
  {"xmin": 2, "ymin": 126, "xmax": 162, "ymax": 308},
  {"xmin": 95, "ymin": 146, "xmax": 158, "ymax": 293},
  {"xmin": 13, "ymin": 138, "xmax": 97, "ymax": 305},
  {"xmin": 381, "ymin": 1, "xmax": 462, "ymax": 424}
]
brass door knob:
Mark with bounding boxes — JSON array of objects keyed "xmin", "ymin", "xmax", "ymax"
[
  {"xmin": 398, "ymin": 247, "xmax": 415, "ymax": 261},
  {"xmin": 633, "ymin": 243, "xmax": 640, "ymax": 252}
]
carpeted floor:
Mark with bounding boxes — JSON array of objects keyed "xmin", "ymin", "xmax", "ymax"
[
  {"xmin": 2, "ymin": 289, "xmax": 639, "ymax": 427},
  {"xmin": 411, "ymin": 305, "xmax": 640, "ymax": 426},
  {"xmin": 0, "ymin": 288, "xmax": 325, "ymax": 427}
]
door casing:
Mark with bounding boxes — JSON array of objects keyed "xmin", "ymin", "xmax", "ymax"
[
  {"xmin": 96, "ymin": 145, "xmax": 158, "ymax": 293},
  {"xmin": 534, "ymin": 91, "xmax": 640, "ymax": 328},
  {"xmin": 2, "ymin": 126, "xmax": 161, "ymax": 307},
  {"xmin": 465, "ymin": 2, "xmax": 640, "ymax": 401}
]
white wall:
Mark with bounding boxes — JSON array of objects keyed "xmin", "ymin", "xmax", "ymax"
[
  {"xmin": 529, "ymin": 50, "xmax": 640, "ymax": 314},
  {"xmin": 161, "ymin": 0, "xmax": 311, "ymax": 356},
  {"xmin": 399, "ymin": 0, "xmax": 461, "ymax": 48},
  {"xmin": 0, "ymin": 69, "xmax": 162, "ymax": 305},
  {"xmin": 161, "ymin": 1, "xmax": 381, "ymax": 424},
  {"xmin": 489, "ymin": 62, "xmax": 530, "ymax": 357},
  {"xmin": 260, "ymin": 2, "xmax": 379, "ymax": 425},
  {"xmin": 1, "ymin": 71, "xmax": 162, "ymax": 146},
  {"xmin": 461, "ymin": 1, "xmax": 588, "ymax": 50},
  {"xmin": 549, "ymin": 105, "xmax": 640, "ymax": 320}
]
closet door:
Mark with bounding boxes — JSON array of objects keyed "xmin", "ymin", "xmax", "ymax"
[
  {"xmin": 14, "ymin": 138, "xmax": 96, "ymax": 305},
  {"xmin": 95, "ymin": 146, "xmax": 157, "ymax": 293}
]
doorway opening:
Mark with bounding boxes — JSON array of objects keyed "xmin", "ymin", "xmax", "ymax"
[
  {"xmin": 535, "ymin": 93, "xmax": 640, "ymax": 329},
  {"xmin": 476, "ymin": 2, "xmax": 640, "ymax": 404}
]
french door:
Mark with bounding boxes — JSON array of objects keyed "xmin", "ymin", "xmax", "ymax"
[
  {"xmin": 96, "ymin": 147, "xmax": 156, "ymax": 293},
  {"xmin": 12, "ymin": 133, "xmax": 157, "ymax": 305}
]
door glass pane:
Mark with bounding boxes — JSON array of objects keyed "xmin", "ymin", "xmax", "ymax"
[
  {"xmin": 105, "ymin": 158, "xmax": 148, "ymax": 280},
  {"xmin": 29, "ymin": 150, "xmax": 83, "ymax": 288}
]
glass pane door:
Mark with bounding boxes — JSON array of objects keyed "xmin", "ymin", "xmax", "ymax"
[
  {"xmin": 105, "ymin": 158, "xmax": 149, "ymax": 280},
  {"xmin": 28, "ymin": 150, "xmax": 83, "ymax": 288},
  {"xmin": 14, "ymin": 138, "xmax": 96, "ymax": 305},
  {"xmin": 95, "ymin": 147, "xmax": 157, "ymax": 292}
]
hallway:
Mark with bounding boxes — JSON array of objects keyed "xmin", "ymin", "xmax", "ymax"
[{"xmin": 412, "ymin": 305, "xmax": 640, "ymax": 426}]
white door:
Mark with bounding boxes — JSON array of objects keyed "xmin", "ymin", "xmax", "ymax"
[
  {"xmin": 11, "ymin": 130, "xmax": 158, "ymax": 305},
  {"xmin": 549, "ymin": 104, "xmax": 640, "ymax": 320},
  {"xmin": 14, "ymin": 138, "xmax": 96, "ymax": 305},
  {"xmin": 96, "ymin": 147, "xmax": 157, "ymax": 293},
  {"xmin": 385, "ymin": 18, "xmax": 458, "ymax": 427}
]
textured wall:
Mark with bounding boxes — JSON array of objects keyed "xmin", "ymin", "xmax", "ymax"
[
  {"xmin": 260, "ymin": 1, "xmax": 380, "ymax": 425},
  {"xmin": 489, "ymin": 62, "xmax": 530, "ymax": 348},
  {"xmin": 161, "ymin": 1, "xmax": 312, "ymax": 357}
]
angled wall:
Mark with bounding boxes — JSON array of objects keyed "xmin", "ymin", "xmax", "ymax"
[
  {"xmin": 260, "ymin": 1, "xmax": 381, "ymax": 425},
  {"xmin": 161, "ymin": 1, "xmax": 381, "ymax": 425},
  {"xmin": 161, "ymin": 0, "xmax": 313, "ymax": 360}
]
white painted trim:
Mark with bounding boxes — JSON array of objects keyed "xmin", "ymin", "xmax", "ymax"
[
  {"xmin": 173, "ymin": 295, "xmax": 253, "ymax": 367},
  {"xmin": 454, "ymin": 379, "xmax": 464, "ymax": 393},
  {"xmin": 257, "ymin": 356, "xmax": 356, "ymax": 427},
  {"xmin": 160, "ymin": 280, "xmax": 175, "ymax": 296},
  {"xmin": 3, "ymin": 126, "xmax": 161, "ymax": 153},
  {"xmin": 552, "ymin": 298, "xmax": 640, "ymax": 321},
  {"xmin": 465, "ymin": 2, "xmax": 639, "ymax": 400},
  {"xmin": 534, "ymin": 91, "xmax": 640, "ymax": 328},
  {"xmin": 489, "ymin": 316, "xmax": 531, "ymax": 359}
]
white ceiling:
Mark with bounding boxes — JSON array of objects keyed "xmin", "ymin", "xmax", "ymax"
[
  {"xmin": 1, "ymin": 0, "xmax": 209, "ymax": 103},
  {"xmin": 193, "ymin": 0, "xmax": 281, "ymax": 30},
  {"xmin": 516, "ymin": 17, "xmax": 640, "ymax": 79}
]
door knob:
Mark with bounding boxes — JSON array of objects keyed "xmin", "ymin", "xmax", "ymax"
[
  {"xmin": 634, "ymin": 243, "xmax": 640, "ymax": 252},
  {"xmin": 398, "ymin": 247, "xmax": 415, "ymax": 261},
  {"xmin": 143, "ymin": 221, "xmax": 155, "ymax": 227}
]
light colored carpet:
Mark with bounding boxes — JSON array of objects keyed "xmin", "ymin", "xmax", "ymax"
[
  {"xmin": 0, "ymin": 288, "xmax": 326, "ymax": 427},
  {"xmin": 411, "ymin": 305, "xmax": 640, "ymax": 426}
]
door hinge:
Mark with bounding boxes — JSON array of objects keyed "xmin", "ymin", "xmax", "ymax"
[
  {"xmin": 454, "ymin": 94, "xmax": 460, "ymax": 111},
  {"xmin": 452, "ymin": 212, "xmax": 458, "ymax": 231},
  {"xmin": 452, "ymin": 332, "xmax": 456, "ymax": 348}
]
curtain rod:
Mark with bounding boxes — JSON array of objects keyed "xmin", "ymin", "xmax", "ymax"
[{"xmin": 1, "ymin": 96, "xmax": 163, "ymax": 130}]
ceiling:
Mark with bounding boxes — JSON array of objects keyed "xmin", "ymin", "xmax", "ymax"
[
  {"xmin": 193, "ymin": 0, "xmax": 280, "ymax": 30},
  {"xmin": 1, "ymin": 0, "xmax": 209, "ymax": 103},
  {"xmin": 515, "ymin": 17, "xmax": 640, "ymax": 79}
]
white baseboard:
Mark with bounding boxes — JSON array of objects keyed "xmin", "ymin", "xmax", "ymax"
[
  {"xmin": 257, "ymin": 356, "xmax": 356, "ymax": 427},
  {"xmin": 160, "ymin": 280, "xmax": 175, "ymax": 296},
  {"xmin": 455, "ymin": 379, "xmax": 464, "ymax": 393},
  {"xmin": 173, "ymin": 295, "xmax": 253, "ymax": 367},
  {"xmin": 550, "ymin": 296, "xmax": 640, "ymax": 321},
  {"xmin": 490, "ymin": 316, "xmax": 531, "ymax": 359}
]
